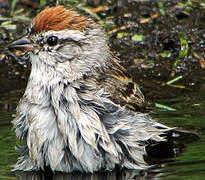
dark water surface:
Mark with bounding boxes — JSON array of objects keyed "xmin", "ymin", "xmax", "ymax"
[{"xmin": 0, "ymin": 82, "xmax": 205, "ymax": 180}]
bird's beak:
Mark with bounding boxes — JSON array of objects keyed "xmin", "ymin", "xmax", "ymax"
[{"xmin": 8, "ymin": 37, "xmax": 34, "ymax": 51}]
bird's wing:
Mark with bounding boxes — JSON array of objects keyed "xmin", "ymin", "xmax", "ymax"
[{"xmin": 96, "ymin": 54, "xmax": 153, "ymax": 112}]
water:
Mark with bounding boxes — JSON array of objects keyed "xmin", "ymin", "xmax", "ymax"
[{"xmin": 0, "ymin": 85, "xmax": 205, "ymax": 179}]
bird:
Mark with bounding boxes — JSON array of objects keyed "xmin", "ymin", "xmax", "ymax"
[{"xmin": 9, "ymin": 6, "xmax": 172, "ymax": 173}]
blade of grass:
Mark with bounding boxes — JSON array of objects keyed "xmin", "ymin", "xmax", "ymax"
[
  {"xmin": 155, "ymin": 103, "xmax": 176, "ymax": 111},
  {"xmin": 11, "ymin": 0, "xmax": 19, "ymax": 15},
  {"xmin": 11, "ymin": 0, "xmax": 18, "ymax": 10},
  {"xmin": 166, "ymin": 75, "xmax": 183, "ymax": 85}
]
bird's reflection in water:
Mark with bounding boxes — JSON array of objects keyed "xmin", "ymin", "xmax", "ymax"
[{"xmin": 15, "ymin": 168, "xmax": 163, "ymax": 180}]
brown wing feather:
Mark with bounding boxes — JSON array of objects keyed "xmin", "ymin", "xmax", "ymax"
[{"xmin": 96, "ymin": 54, "xmax": 153, "ymax": 112}]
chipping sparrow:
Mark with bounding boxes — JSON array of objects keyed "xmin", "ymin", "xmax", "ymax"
[{"xmin": 9, "ymin": 6, "xmax": 172, "ymax": 173}]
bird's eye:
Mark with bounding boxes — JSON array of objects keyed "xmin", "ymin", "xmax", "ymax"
[{"xmin": 47, "ymin": 36, "xmax": 58, "ymax": 46}]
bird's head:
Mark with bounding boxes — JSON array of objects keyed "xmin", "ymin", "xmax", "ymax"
[{"xmin": 9, "ymin": 6, "xmax": 109, "ymax": 82}]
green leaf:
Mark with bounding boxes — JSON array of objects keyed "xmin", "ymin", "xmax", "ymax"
[
  {"xmin": 158, "ymin": 1, "xmax": 166, "ymax": 15},
  {"xmin": 40, "ymin": 0, "xmax": 47, "ymax": 6},
  {"xmin": 116, "ymin": 32, "xmax": 129, "ymax": 39},
  {"xmin": 178, "ymin": 31, "xmax": 189, "ymax": 59},
  {"xmin": 131, "ymin": 34, "xmax": 144, "ymax": 41},
  {"xmin": 159, "ymin": 51, "xmax": 172, "ymax": 58},
  {"xmin": 173, "ymin": 31, "xmax": 188, "ymax": 70}
]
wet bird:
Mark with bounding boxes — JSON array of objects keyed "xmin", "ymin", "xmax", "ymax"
[{"xmin": 9, "ymin": 6, "xmax": 172, "ymax": 173}]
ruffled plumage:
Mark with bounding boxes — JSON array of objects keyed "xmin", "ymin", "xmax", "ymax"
[{"xmin": 11, "ymin": 6, "xmax": 173, "ymax": 173}]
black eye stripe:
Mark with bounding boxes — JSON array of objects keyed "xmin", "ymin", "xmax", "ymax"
[{"xmin": 47, "ymin": 36, "xmax": 58, "ymax": 46}]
